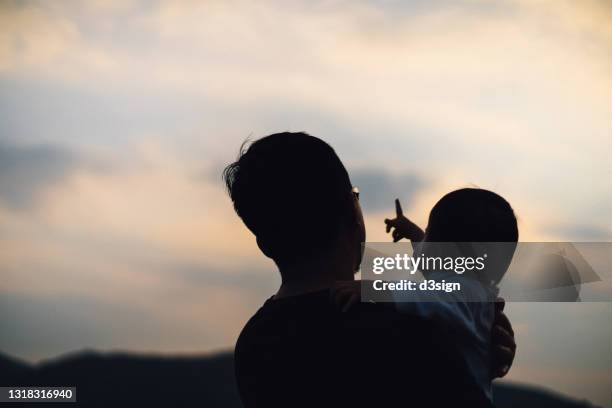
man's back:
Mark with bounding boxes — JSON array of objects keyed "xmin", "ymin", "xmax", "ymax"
[{"xmin": 235, "ymin": 290, "xmax": 492, "ymax": 407}]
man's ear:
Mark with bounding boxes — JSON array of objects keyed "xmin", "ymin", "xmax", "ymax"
[
  {"xmin": 353, "ymin": 198, "xmax": 366, "ymax": 243},
  {"xmin": 352, "ymin": 199, "xmax": 366, "ymax": 271}
]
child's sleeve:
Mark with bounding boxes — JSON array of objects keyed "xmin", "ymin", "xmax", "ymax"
[{"xmin": 391, "ymin": 278, "xmax": 488, "ymax": 338}]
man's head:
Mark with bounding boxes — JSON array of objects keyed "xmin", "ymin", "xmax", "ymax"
[
  {"xmin": 223, "ymin": 132, "xmax": 364, "ymax": 279},
  {"xmin": 425, "ymin": 188, "xmax": 518, "ymax": 243}
]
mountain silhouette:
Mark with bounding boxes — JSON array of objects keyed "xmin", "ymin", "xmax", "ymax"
[{"xmin": 0, "ymin": 350, "xmax": 598, "ymax": 407}]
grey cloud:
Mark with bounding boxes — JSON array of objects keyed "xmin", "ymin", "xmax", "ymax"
[
  {"xmin": 0, "ymin": 141, "xmax": 78, "ymax": 209},
  {"xmin": 545, "ymin": 224, "xmax": 611, "ymax": 241},
  {"xmin": 0, "ymin": 291, "xmax": 178, "ymax": 361},
  {"xmin": 351, "ymin": 168, "xmax": 426, "ymax": 213},
  {"xmin": 142, "ymin": 257, "xmax": 278, "ymax": 301},
  {"xmin": 0, "ymin": 260, "xmax": 276, "ymax": 361}
]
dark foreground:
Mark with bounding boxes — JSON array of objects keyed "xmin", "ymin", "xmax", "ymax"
[{"xmin": 0, "ymin": 351, "xmax": 598, "ymax": 407}]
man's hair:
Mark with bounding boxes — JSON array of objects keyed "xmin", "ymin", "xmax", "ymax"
[
  {"xmin": 426, "ymin": 188, "xmax": 518, "ymax": 242},
  {"xmin": 223, "ymin": 132, "xmax": 355, "ymax": 268}
]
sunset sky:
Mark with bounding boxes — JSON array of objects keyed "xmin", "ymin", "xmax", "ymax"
[{"xmin": 1, "ymin": 0, "xmax": 611, "ymax": 405}]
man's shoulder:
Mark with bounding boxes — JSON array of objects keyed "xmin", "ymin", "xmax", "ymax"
[
  {"xmin": 244, "ymin": 291, "xmax": 405, "ymax": 324},
  {"xmin": 234, "ymin": 292, "xmax": 492, "ymax": 408},
  {"xmin": 236, "ymin": 291, "xmax": 437, "ymax": 348}
]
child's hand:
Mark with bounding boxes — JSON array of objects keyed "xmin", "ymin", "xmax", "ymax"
[
  {"xmin": 384, "ymin": 199, "xmax": 425, "ymax": 242},
  {"xmin": 490, "ymin": 297, "xmax": 516, "ymax": 379},
  {"xmin": 331, "ymin": 280, "xmax": 362, "ymax": 312}
]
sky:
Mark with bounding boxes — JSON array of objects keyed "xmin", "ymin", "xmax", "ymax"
[{"xmin": 0, "ymin": 0, "xmax": 611, "ymax": 405}]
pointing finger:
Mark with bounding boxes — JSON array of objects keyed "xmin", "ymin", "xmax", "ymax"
[{"xmin": 395, "ymin": 199, "xmax": 403, "ymax": 217}]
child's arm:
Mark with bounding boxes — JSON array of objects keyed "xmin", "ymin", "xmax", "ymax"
[
  {"xmin": 333, "ymin": 279, "xmax": 481, "ymax": 336},
  {"xmin": 384, "ymin": 199, "xmax": 425, "ymax": 248},
  {"xmin": 332, "ymin": 285, "xmax": 516, "ymax": 379}
]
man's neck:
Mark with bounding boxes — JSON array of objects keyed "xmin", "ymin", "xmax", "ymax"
[
  {"xmin": 275, "ymin": 277, "xmax": 336, "ymax": 299},
  {"xmin": 274, "ymin": 257, "xmax": 354, "ymax": 299}
]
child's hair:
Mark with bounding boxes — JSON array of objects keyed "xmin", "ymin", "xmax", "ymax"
[{"xmin": 425, "ymin": 188, "xmax": 518, "ymax": 243}]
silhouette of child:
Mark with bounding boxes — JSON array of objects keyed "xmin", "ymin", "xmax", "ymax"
[{"xmin": 335, "ymin": 188, "xmax": 518, "ymax": 401}]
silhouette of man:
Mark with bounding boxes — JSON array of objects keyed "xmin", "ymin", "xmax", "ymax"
[{"xmin": 223, "ymin": 132, "xmax": 515, "ymax": 407}]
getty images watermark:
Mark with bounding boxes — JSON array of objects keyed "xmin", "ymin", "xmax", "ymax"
[{"xmin": 360, "ymin": 242, "xmax": 612, "ymax": 302}]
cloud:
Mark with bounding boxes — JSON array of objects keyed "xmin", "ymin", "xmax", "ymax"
[
  {"xmin": 351, "ymin": 168, "xmax": 426, "ymax": 213},
  {"xmin": 0, "ymin": 141, "xmax": 77, "ymax": 209},
  {"xmin": 544, "ymin": 224, "xmax": 611, "ymax": 241},
  {"xmin": 0, "ymin": 287, "xmax": 255, "ymax": 362},
  {"xmin": 0, "ymin": 290, "xmax": 168, "ymax": 361}
]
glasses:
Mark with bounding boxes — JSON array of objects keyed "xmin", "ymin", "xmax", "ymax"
[{"xmin": 352, "ymin": 186, "xmax": 360, "ymax": 200}]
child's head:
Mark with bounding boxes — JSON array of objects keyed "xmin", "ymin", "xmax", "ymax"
[
  {"xmin": 425, "ymin": 188, "xmax": 518, "ymax": 243},
  {"xmin": 424, "ymin": 188, "xmax": 518, "ymax": 285}
]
